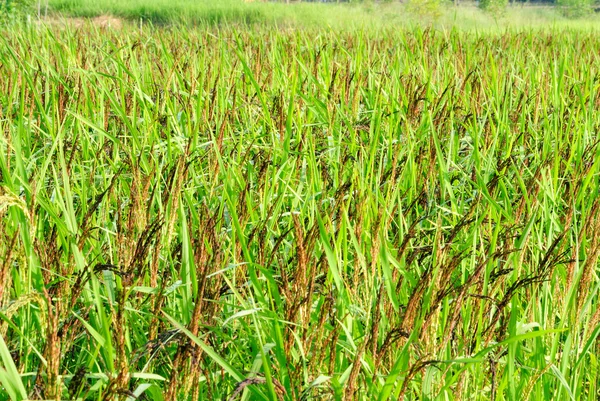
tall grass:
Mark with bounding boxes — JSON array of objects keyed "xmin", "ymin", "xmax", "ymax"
[
  {"xmin": 40, "ymin": 0, "xmax": 600, "ymax": 30},
  {"xmin": 45, "ymin": 0, "xmax": 390, "ymax": 27},
  {"xmin": 0, "ymin": 22, "xmax": 599, "ymax": 401}
]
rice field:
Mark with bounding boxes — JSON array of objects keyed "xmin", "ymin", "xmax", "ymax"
[{"xmin": 0, "ymin": 18, "xmax": 600, "ymax": 401}]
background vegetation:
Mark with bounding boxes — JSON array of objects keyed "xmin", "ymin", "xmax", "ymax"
[
  {"xmin": 1, "ymin": 21, "xmax": 600, "ymax": 401},
  {"xmin": 10, "ymin": 0, "xmax": 600, "ymax": 27}
]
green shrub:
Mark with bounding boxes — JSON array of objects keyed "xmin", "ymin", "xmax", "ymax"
[
  {"xmin": 0, "ymin": 0, "xmax": 34, "ymax": 20},
  {"xmin": 557, "ymin": 0, "xmax": 593, "ymax": 17},
  {"xmin": 406, "ymin": 0, "xmax": 442, "ymax": 21},
  {"xmin": 479, "ymin": 0, "xmax": 508, "ymax": 16}
]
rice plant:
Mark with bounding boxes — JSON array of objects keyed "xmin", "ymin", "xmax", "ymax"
[{"xmin": 0, "ymin": 21, "xmax": 599, "ymax": 401}]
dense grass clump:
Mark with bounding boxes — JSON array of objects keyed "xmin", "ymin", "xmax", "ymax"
[
  {"xmin": 0, "ymin": 23, "xmax": 600, "ymax": 401},
  {"xmin": 48, "ymin": 0, "xmax": 270, "ymax": 25}
]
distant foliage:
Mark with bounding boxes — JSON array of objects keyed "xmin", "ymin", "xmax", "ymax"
[
  {"xmin": 406, "ymin": 0, "xmax": 442, "ymax": 20},
  {"xmin": 0, "ymin": 0, "xmax": 33, "ymax": 20},
  {"xmin": 557, "ymin": 0, "xmax": 593, "ymax": 17},
  {"xmin": 479, "ymin": 0, "xmax": 508, "ymax": 15}
]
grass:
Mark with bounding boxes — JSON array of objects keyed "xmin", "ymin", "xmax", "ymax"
[
  {"xmin": 32, "ymin": 0, "xmax": 600, "ymax": 30},
  {"xmin": 0, "ymin": 10, "xmax": 600, "ymax": 401},
  {"xmin": 44, "ymin": 0, "xmax": 388, "ymax": 27},
  {"xmin": 47, "ymin": 0, "xmax": 270, "ymax": 25}
]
